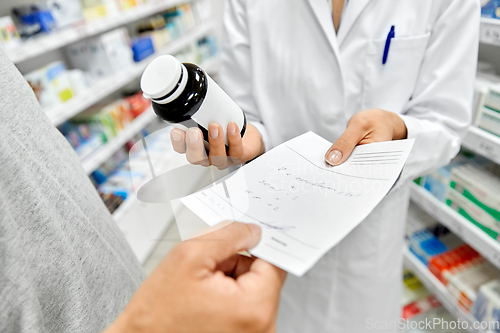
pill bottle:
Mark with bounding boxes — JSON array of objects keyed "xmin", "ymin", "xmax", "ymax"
[{"xmin": 140, "ymin": 55, "xmax": 246, "ymax": 145}]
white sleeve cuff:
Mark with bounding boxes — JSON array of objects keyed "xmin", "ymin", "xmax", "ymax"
[{"xmin": 398, "ymin": 114, "xmax": 425, "ymax": 139}]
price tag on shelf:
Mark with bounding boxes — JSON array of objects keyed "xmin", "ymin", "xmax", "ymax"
[
  {"xmin": 481, "ymin": 22, "xmax": 500, "ymax": 46},
  {"xmin": 478, "ymin": 138, "xmax": 496, "ymax": 156},
  {"xmin": 464, "ymin": 128, "xmax": 500, "ymax": 165}
]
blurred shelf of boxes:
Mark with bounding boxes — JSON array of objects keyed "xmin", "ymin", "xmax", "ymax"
[
  {"xmin": 404, "ymin": 202, "xmax": 500, "ymax": 333},
  {"xmin": 81, "ymin": 106, "xmax": 156, "ymax": 174},
  {"xmin": 404, "ymin": 249, "xmax": 487, "ymax": 333},
  {"xmin": 408, "ymin": 7, "xmax": 500, "ymax": 324},
  {"xmin": 3, "ymin": 0, "xmax": 194, "ymax": 64},
  {"xmin": 413, "ymin": 57, "xmax": 500, "ymax": 274},
  {"xmin": 410, "ymin": 184, "xmax": 500, "ymax": 270}
]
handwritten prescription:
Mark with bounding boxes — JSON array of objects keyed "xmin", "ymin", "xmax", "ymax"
[{"xmin": 180, "ymin": 132, "xmax": 414, "ymax": 276}]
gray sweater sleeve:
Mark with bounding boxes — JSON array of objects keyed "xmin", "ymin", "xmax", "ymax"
[{"xmin": 0, "ymin": 49, "xmax": 145, "ymax": 332}]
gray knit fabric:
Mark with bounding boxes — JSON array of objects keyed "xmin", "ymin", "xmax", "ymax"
[{"xmin": 0, "ymin": 49, "xmax": 145, "ymax": 332}]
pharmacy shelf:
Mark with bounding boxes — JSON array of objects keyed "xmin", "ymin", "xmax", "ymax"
[
  {"xmin": 462, "ymin": 126, "xmax": 500, "ymax": 165},
  {"xmin": 5, "ymin": 0, "xmax": 191, "ymax": 64},
  {"xmin": 410, "ymin": 183, "xmax": 500, "ymax": 270},
  {"xmin": 480, "ymin": 17, "xmax": 500, "ymax": 46},
  {"xmin": 403, "ymin": 248, "xmax": 486, "ymax": 333},
  {"xmin": 46, "ymin": 21, "xmax": 214, "ymax": 126},
  {"xmin": 81, "ymin": 107, "xmax": 156, "ymax": 175}
]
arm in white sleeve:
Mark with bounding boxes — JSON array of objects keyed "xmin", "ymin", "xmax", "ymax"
[
  {"xmin": 217, "ymin": 0, "xmax": 271, "ymax": 151},
  {"xmin": 397, "ymin": 0, "xmax": 480, "ymax": 186}
]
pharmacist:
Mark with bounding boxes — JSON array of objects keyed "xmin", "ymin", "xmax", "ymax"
[
  {"xmin": 0, "ymin": 50, "xmax": 286, "ymax": 332},
  {"xmin": 170, "ymin": 0, "xmax": 480, "ymax": 332}
]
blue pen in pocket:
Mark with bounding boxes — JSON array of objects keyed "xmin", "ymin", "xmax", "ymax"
[{"xmin": 383, "ymin": 25, "xmax": 395, "ymax": 65}]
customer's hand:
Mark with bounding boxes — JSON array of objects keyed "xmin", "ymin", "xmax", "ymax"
[
  {"xmin": 105, "ymin": 222, "xmax": 286, "ymax": 333},
  {"xmin": 170, "ymin": 123, "xmax": 265, "ymax": 169},
  {"xmin": 325, "ymin": 109, "xmax": 407, "ymax": 166}
]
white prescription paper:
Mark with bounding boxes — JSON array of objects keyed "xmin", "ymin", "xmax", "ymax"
[{"xmin": 180, "ymin": 132, "xmax": 414, "ymax": 276}]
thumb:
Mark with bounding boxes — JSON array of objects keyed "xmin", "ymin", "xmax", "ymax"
[
  {"xmin": 190, "ymin": 222, "xmax": 262, "ymax": 265},
  {"xmin": 325, "ymin": 125, "xmax": 365, "ymax": 166}
]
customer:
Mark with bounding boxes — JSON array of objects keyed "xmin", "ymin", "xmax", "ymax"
[{"xmin": 0, "ymin": 49, "xmax": 285, "ymax": 332}]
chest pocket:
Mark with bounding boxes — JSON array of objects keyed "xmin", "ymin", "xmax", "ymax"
[{"xmin": 362, "ymin": 33, "xmax": 431, "ymax": 113}]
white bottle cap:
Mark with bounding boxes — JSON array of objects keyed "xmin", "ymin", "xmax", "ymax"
[{"xmin": 141, "ymin": 55, "xmax": 182, "ymax": 100}]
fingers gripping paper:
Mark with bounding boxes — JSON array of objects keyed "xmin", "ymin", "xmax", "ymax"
[{"xmin": 180, "ymin": 132, "xmax": 414, "ymax": 276}]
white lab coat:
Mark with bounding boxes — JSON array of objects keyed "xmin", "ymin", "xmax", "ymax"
[{"xmin": 217, "ymin": 0, "xmax": 480, "ymax": 332}]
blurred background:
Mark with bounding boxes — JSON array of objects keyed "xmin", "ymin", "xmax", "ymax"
[{"xmin": 1, "ymin": 1, "xmax": 500, "ymax": 332}]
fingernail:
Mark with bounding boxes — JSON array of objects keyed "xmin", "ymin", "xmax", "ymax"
[
  {"xmin": 326, "ymin": 150, "xmax": 342, "ymax": 166},
  {"xmin": 209, "ymin": 124, "xmax": 219, "ymax": 139},
  {"xmin": 248, "ymin": 224, "xmax": 261, "ymax": 238},
  {"xmin": 228, "ymin": 122, "xmax": 237, "ymax": 136},
  {"xmin": 171, "ymin": 129, "xmax": 182, "ymax": 142},
  {"xmin": 187, "ymin": 128, "xmax": 199, "ymax": 143}
]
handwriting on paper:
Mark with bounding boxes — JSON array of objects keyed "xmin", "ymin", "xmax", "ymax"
[{"xmin": 180, "ymin": 132, "xmax": 414, "ymax": 276}]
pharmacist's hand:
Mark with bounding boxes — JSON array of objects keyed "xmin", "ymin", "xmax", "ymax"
[
  {"xmin": 170, "ymin": 122, "xmax": 265, "ymax": 169},
  {"xmin": 325, "ymin": 109, "xmax": 408, "ymax": 166},
  {"xmin": 105, "ymin": 222, "xmax": 286, "ymax": 333}
]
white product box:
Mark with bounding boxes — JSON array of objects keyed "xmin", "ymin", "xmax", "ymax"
[
  {"xmin": 46, "ymin": 0, "xmax": 84, "ymax": 29},
  {"xmin": 24, "ymin": 62, "xmax": 75, "ymax": 109},
  {"xmin": 478, "ymin": 107, "xmax": 500, "ymax": 137},
  {"xmin": 471, "ymin": 279, "xmax": 500, "ymax": 332},
  {"xmin": 0, "ymin": 16, "xmax": 20, "ymax": 51},
  {"xmin": 476, "ymin": 87, "xmax": 500, "ymax": 136},
  {"xmin": 102, "ymin": 0, "xmax": 120, "ymax": 18},
  {"xmin": 80, "ymin": 0, "xmax": 107, "ymax": 21},
  {"xmin": 446, "ymin": 187, "xmax": 500, "ymax": 236},
  {"xmin": 446, "ymin": 260, "xmax": 499, "ymax": 312},
  {"xmin": 25, "ymin": 67, "xmax": 59, "ymax": 108},
  {"xmin": 98, "ymin": 28, "xmax": 134, "ymax": 73},
  {"xmin": 66, "ymin": 69, "xmax": 90, "ymax": 95},
  {"xmin": 451, "ymin": 164, "xmax": 500, "ymax": 219},
  {"xmin": 66, "ymin": 28, "xmax": 133, "ymax": 79},
  {"xmin": 66, "ymin": 41, "xmax": 91, "ymax": 72}
]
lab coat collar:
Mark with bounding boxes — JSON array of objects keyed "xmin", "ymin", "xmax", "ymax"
[
  {"xmin": 337, "ymin": 0, "xmax": 372, "ymax": 46},
  {"xmin": 306, "ymin": 0, "xmax": 341, "ymax": 64}
]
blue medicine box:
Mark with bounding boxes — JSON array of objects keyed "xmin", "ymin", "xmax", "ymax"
[{"xmin": 131, "ymin": 36, "xmax": 155, "ymax": 62}]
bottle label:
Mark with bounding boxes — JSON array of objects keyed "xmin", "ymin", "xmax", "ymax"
[{"xmin": 191, "ymin": 75, "xmax": 245, "ymax": 145}]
